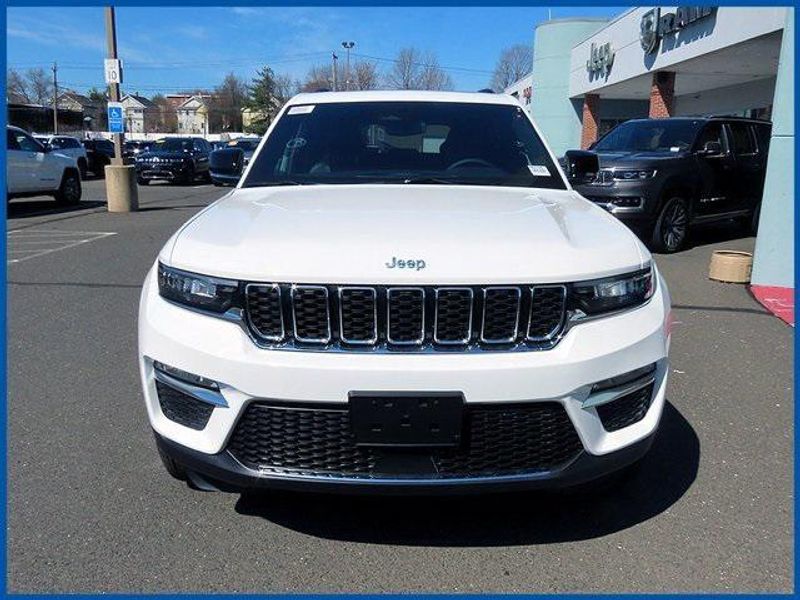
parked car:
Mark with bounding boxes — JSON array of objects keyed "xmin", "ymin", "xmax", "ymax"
[
  {"xmin": 208, "ymin": 138, "xmax": 260, "ymax": 186},
  {"xmin": 571, "ymin": 116, "xmax": 772, "ymax": 252},
  {"xmin": 208, "ymin": 146, "xmax": 245, "ymax": 186},
  {"xmin": 123, "ymin": 140, "xmax": 152, "ymax": 164},
  {"xmin": 135, "ymin": 137, "xmax": 212, "ymax": 185},
  {"xmin": 83, "ymin": 138, "xmax": 115, "ymax": 178},
  {"xmin": 140, "ymin": 91, "xmax": 671, "ymax": 494},
  {"xmin": 33, "ymin": 134, "xmax": 89, "ymax": 179},
  {"xmin": 8, "ymin": 126, "xmax": 82, "ymax": 205}
]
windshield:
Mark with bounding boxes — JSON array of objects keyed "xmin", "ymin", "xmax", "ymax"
[
  {"xmin": 594, "ymin": 119, "xmax": 704, "ymax": 153},
  {"xmin": 152, "ymin": 138, "xmax": 192, "ymax": 152},
  {"xmin": 243, "ymin": 101, "xmax": 565, "ymax": 189}
]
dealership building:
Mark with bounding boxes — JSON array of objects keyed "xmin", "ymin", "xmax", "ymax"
[{"xmin": 527, "ymin": 6, "xmax": 794, "ymax": 319}]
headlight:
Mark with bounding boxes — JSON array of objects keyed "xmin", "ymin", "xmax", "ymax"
[
  {"xmin": 158, "ymin": 263, "xmax": 239, "ymax": 313},
  {"xmin": 571, "ymin": 265, "xmax": 655, "ymax": 316},
  {"xmin": 612, "ymin": 169, "xmax": 656, "ymax": 180}
]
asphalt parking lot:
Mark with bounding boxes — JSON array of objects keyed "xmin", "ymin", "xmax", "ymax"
[{"xmin": 7, "ymin": 179, "xmax": 793, "ymax": 593}]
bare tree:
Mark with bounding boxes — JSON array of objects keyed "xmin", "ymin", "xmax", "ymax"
[
  {"xmin": 299, "ymin": 64, "xmax": 337, "ymax": 92},
  {"xmin": 384, "ymin": 48, "xmax": 452, "ymax": 91},
  {"xmin": 417, "ymin": 52, "xmax": 453, "ymax": 91},
  {"xmin": 491, "ymin": 44, "xmax": 533, "ymax": 92},
  {"xmin": 27, "ymin": 68, "xmax": 53, "ymax": 106},
  {"xmin": 208, "ymin": 72, "xmax": 248, "ymax": 132},
  {"xmin": 151, "ymin": 93, "xmax": 178, "ymax": 133},
  {"xmin": 274, "ymin": 73, "xmax": 297, "ymax": 103},
  {"xmin": 384, "ymin": 48, "xmax": 419, "ymax": 90},
  {"xmin": 7, "ymin": 68, "xmax": 30, "ymax": 103},
  {"xmin": 352, "ymin": 60, "xmax": 380, "ymax": 90}
]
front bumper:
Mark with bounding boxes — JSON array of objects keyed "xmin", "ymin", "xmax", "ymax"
[
  {"xmin": 575, "ymin": 184, "xmax": 658, "ymax": 234},
  {"xmin": 210, "ymin": 171, "xmax": 241, "ymax": 185},
  {"xmin": 136, "ymin": 163, "xmax": 189, "ymax": 181},
  {"xmin": 139, "ymin": 265, "xmax": 671, "ymax": 491}
]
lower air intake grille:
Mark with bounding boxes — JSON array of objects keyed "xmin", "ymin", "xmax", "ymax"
[
  {"xmin": 227, "ymin": 401, "xmax": 583, "ymax": 479},
  {"xmin": 156, "ymin": 380, "xmax": 214, "ymax": 430},
  {"xmin": 596, "ymin": 382, "xmax": 655, "ymax": 432}
]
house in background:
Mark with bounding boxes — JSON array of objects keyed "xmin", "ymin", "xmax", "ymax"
[
  {"xmin": 121, "ymin": 93, "xmax": 156, "ymax": 133},
  {"xmin": 58, "ymin": 91, "xmax": 104, "ymax": 130},
  {"xmin": 504, "ymin": 73, "xmax": 533, "ymax": 113},
  {"xmin": 177, "ymin": 95, "xmax": 211, "ymax": 135}
]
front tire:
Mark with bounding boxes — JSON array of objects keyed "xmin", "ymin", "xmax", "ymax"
[
  {"xmin": 54, "ymin": 171, "xmax": 82, "ymax": 206},
  {"xmin": 651, "ymin": 196, "xmax": 690, "ymax": 253}
]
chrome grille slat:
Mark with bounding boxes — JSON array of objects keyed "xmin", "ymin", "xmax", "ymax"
[
  {"xmin": 338, "ymin": 287, "xmax": 378, "ymax": 345},
  {"xmin": 387, "ymin": 287, "xmax": 425, "ymax": 345},
  {"xmin": 527, "ymin": 285, "xmax": 567, "ymax": 342},
  {"xmin": 245, "ymin": 283, "xmax": 566, "ymax": 352},
  {"xmin": 434, "ymin": 288, "xmax": 473, "ymax": 345},
  {"xmin": 291, "ymin": 285, "xmax": 331, "ymax": 344},
  {"xmin": 480, "ymin": 287, "xmax": 522, "ymax": 343}
]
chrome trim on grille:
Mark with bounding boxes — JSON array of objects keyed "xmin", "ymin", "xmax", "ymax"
[
  {"xmin": 480, "ymin": 286, "xmax": 522, "ymax": 344},
  {"xmin": 526, "ymin": 285, "xmax": 567, "ymax": 342},
  {"xmin": 291, "ymin": 285, "xmax": 331, "ymax": 344},
  {"xmin": 244, "ymin": 283, "xmax": 285, "ymax": 342},
  {"xmin": 338, "ymin": 286, "xmax": 378, "ymax": 345},
  {"xmin": 386, "ymin": 287, "xmax": 425, "ymax": 346},
  {"xmin": 433, "ymin": 287, "xmax": 474, "ymax": 345}
]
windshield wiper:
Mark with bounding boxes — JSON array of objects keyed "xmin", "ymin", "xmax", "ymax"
[
  {"xmin": 249, "ymin": 180, "xmax": 315, "ymax": 187},
  {"xmin": 400, "ymin": 176, "xmax": 457, "ymax": 185}
]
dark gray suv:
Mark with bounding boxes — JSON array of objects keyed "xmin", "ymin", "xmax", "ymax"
[{"xmin": 572, "ymin": 116, "xmax": 771, "ymax": 252}]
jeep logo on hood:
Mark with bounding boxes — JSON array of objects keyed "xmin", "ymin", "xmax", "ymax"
[{"xmin": 386, "ymin": 256, "xmax": 426, "ymax": 271}]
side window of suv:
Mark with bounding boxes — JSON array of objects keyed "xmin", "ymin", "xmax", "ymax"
[
  {"xmin": 694, "ymin": 123, "xmax": 727, "ymax": 154},
  {"xmin": 15, "ymin": 132, "xmax": 45, "ymax": 153},
  {"xmin": 728, "ymin": 123, "xmax": 757, "ymax": 156}
]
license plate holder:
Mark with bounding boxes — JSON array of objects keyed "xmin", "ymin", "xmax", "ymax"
[{"xmin": 349, "ymin": 392, "xmax": 464, "ymax": 448}]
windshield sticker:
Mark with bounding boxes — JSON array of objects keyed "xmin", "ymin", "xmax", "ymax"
[
  {"xmin": 528, "ymin": 165, "xmax": 551, "ymax": 177},
  {"xmin": 670, "ymin": 146, "xmax": 681, "ymax": 152},
  {"xmin": 288, "ymin": 105, "xmax": 315, "ymax": 115}
]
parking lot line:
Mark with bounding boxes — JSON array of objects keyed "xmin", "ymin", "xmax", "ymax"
[{"xmin": 7, "ymin": 230, "xmax": 117, "ymax": 264}]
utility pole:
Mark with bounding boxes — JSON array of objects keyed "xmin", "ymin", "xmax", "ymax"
[
  {"xmin": 103, "ymin": 5, "xmax": 138, "ymax": 212},
  {"xmin": 341, "ymin": 41, "xmax": 355, "ymax": 90},
  {"xmin": 52, "ymin": 62, "xmax": 58, "ymax": 134},
  {"xmin": 105, "ymin": 6, "xmax": 123, "ymax": 165},
  {"xmin": 331, "ymin": 52, "xmax": 338, "ymax": 91}
]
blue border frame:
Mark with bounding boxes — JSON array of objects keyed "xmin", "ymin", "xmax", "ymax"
[{"xmin": 1, "ymin": 1, "xmax": 797, "ymax": 597}]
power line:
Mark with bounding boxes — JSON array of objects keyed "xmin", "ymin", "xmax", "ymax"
[{"xmin": 350, "ymin": 51, "xmax": 494, "ymax": 75}]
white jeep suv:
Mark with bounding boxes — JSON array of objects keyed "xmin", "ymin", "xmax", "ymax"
[
  {"xmin": 139, "ymin": 91, "xmax": 671, "ymax": 493},
  {"xmin": 7, "ymin": 126, "xmax": 82, "ymax": 205}
]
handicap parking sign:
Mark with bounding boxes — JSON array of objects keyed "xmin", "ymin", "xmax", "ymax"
[{"xmin": 107, "ymin": 102, "xmax": 124, "ymax": 134}]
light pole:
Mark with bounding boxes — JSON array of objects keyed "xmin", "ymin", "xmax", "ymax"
[{"xmin": 341, "ymin": 41, "xmax": 355, "ymax": 90}]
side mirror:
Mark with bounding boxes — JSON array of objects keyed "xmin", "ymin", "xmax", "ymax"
[
  {"xmin": 698, "ymin": 140, "xmax": 722, "ymax": 156},
  {"xmin": 564, "ymin": 150, "xmax": 600, "ymax": 185}
]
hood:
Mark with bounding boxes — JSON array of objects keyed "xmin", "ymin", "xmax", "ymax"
[
  {"xmin": 595, "ymin": 150, "xmax": 688, "ymax": 168},
  {"xmin": 165, "ymin": 185, "xmax": 648, "ymax": 284}
]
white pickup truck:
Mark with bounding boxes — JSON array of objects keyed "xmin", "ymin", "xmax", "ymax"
[{"xmin": 7, "ymin": 125, "xmax": 82, "ymax": 205}]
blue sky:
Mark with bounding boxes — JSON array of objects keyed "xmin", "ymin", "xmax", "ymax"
[{"xmin": 7, "ymin": 6, "xmax": 623, "ymax": 96}]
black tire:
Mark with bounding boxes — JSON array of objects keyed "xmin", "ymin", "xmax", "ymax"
[
  {"xmin": 78, "ymin": 158, "xmax": 88, "ymax": 180},
  {"xmin": 157, "ymin": 445, "xmax": 188, "ymax": 481},
  {"xmin": 202, "ymin": 169, "xmax": 212, "ymax": 184},
  {"xmin": 651, "ymin": 195, "xmax": 690, "ymax": 253},
  {"xmin": 54, "ymin": 170, "xmax": 82, "ymax": 206},
  {"xmin": 137, "ymin": 177, "xmax": 149, "ymax": 186},
  {"xmin": 182, "ymin": 165, "xmax": 195, "ymax": 185}
]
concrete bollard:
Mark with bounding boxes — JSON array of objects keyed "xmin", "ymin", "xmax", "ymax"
[{"xmin": 104, "ymin": 164, "xmax": 139, "ymax": 212}]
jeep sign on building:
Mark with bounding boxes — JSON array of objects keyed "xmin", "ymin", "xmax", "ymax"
[{"xmin": 530, "ymin": 7, "xmax": 789, "ymax": 156}]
